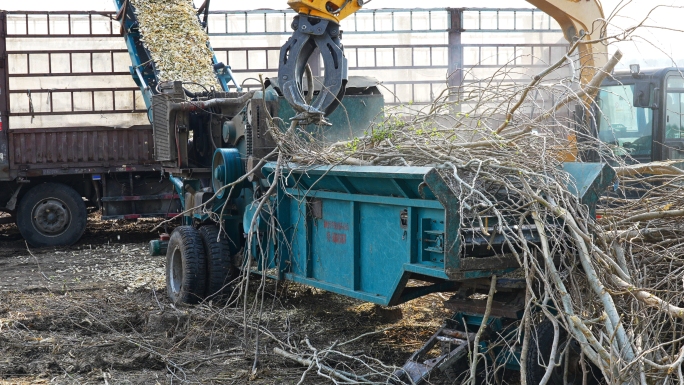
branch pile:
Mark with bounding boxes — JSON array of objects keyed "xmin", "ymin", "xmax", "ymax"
[{"xmin": 257, "ymin": 47, "xmax": 684, "ymax": 383}]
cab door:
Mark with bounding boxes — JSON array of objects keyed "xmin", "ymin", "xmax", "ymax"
[{"xmin": 663, "ymin": 73, "xmax": 684, "ymax": 161}]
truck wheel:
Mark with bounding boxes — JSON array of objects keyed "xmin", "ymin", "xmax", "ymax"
[
  {"xmin": 526, "ymin": 319, "xmax": 603, "ymax": 385},
  {"xmin": 166, "ymin": 226, "xmax": 207, "ymax": 305},
  {"xmin": 16, "ymin": 183, "xmax": 87, "ymax": 247},
  {"xmin": 199, "ymin": 225, "xmax": 237, "ymax": 299}
]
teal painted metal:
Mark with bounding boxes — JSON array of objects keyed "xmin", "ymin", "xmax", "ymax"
[
  {"xmin": 265, "ymin": 164, "xmax": 447, "ymax": 306},
  {"xmin": 149, "ymin": 239, "xmax": 169, "ymax": 256},
  {"xmin": 169, "ymin": 176, "xmax": 201, "ymax": 226},
  {"xmin": 249, "ymin": 162, "xmax": 615, "ymax": 307},
  {"xmin": 212, "ymin": 148, "xmax": 243, "ymax": 202},
  {"xmin": 168, "ymin": 175, "xmax": 186, "ymax": 207},
  {"xmin": 562, "ymin": 162, "xmax": 616, "ymax": 214}
]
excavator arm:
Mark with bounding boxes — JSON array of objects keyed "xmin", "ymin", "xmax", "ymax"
[
  {"xmin": 526, "ymin": 0, "xmax": 607, "ymax": 87},
  {"xmin": 279, "ymin": 0, "xmax": 609, "ymax": 119}
]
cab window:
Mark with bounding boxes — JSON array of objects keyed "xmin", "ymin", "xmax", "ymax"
[
  {"xmin": 666, "ymin": 77, "xmax": 684, "ymax": 139},
  {"xmin": 598, "ymin": 84, "xmax": 653, "ymax": 158}
]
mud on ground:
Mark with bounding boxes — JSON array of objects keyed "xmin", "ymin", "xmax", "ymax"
[{"xmin": 0, "ymin": 214, "xmax": 454, "ymax": 384}]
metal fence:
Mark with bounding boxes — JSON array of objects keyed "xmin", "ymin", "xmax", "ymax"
[
  {"xmin": 3, "ymin": 11, "xmax": 145, "ymax": 129},
  {"xmin": 207, "ymin": 8, "xmax": 568, "ymax": 105},
  {"xmin": 2, "ymin": 8, "xmax": 568, "ymax": 130}
]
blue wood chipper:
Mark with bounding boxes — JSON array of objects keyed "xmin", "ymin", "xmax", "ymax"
[{"xmin": 115, "ymin": 1, "xmax": 615, "ymax": 383}]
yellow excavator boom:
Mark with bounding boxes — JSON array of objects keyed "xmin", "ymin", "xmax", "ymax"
[{"xmin": 526, "ymin": 0, "xmax": 608, "ymax": 87}]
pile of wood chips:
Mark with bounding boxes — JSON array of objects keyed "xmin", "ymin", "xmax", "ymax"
[{"xmin": 131, "ymin": 0, "xmax": 220, "ymax": 92}]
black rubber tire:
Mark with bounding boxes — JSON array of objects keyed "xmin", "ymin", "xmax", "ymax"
[
  {"xmin": 16, "ymin": 183, "xmax": 87, "ymax": 247},
  {"xmin": 166, "ymin": 226, "xmax": 207, "ymax": 305},
  {"xmin": 199, "ymin": 225, "xmax": 237, "ymax": 299},
  {"xmin": 526, "ymin": 319, "xmax": 603, "ymax": 385}
]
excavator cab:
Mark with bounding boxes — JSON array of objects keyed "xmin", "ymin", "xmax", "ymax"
[{"xmin": 597, "ymin": 68, "xmax": 684, "ymax": 164}]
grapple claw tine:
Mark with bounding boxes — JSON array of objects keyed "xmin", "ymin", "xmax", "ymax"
[{"xmin": 278, "ymin": 14, "xmax": 348, "ymax": 120}]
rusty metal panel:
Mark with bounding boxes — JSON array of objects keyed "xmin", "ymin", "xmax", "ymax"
[
  {"xmin": 9, "ymin": 125, "xmax": 154, "ymax": 170},
  {"xmin": 0, "ymin": 11, "xmax": 10, "ymax": 180}
]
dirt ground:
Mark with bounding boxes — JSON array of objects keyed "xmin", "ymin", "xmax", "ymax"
[{"xmin": 0, "ymin": 214, "xmax": 456, "ymax": 384}]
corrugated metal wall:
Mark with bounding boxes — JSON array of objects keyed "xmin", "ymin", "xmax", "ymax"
[{"xmin": 9, "ymin": 125, "xmax": 154, "ymax": 169}]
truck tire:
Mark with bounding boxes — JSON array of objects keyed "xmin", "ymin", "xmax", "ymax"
[
  {"xmin": 166, "ymin": 226, "xmax": 207, "ymax": 305},
  {"xmin": 16, "ymin": 183, "xmax": 87, "ymax": 247},
  {"xmin": 199, "ymin": 225, "xmax": 237, "ymax": 299},
  {"xmin": 526, "ymin": 319, "xmax": 603, "ymax": 385}
]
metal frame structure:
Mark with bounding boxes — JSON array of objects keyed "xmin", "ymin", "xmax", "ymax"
[
  {"xmin": 204, "ymin": 8, "xmax": 567, "ymax": 104},
  {"xmin": 0, "ymin": 12, "xmax": 10, "ymax": 180},
  {"xmin": 205, "ymin": 8, "xmax": 561, "ymax": 35},
  {"xmin": 4, "ymin": 11, "xmax": 146, "ymax": 122},
  {"xmin": 3, "ymin": 10, "xmax": 150, "ymax": 170},
  {"xmin": 0, "ymin": 8, "xmax": 568, "ymax": 179},
  {"xmin": 3, "ymin": 8, "xmax": 567, "ymax": 126}
]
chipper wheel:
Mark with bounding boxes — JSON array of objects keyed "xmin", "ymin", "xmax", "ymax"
[
  {"xmin": 199, "ymin": 225, "xmax": 237, "ymax": 299},
  {"xmin": 166, "ymin": 226, "xmax": 207, "ymax": 305},
  {"xmin": 526, "ymin": 319, "xmax": 603, "ymax": 385}
]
